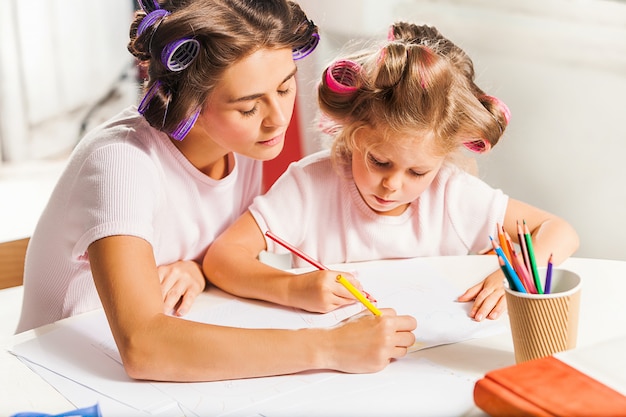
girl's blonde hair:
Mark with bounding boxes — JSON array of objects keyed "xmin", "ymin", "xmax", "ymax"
[{"xmin": 317, "ymin": 22, "xmax": 510, "ymax": 171}]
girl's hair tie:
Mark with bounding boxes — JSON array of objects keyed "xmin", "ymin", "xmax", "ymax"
[
  {"xmin": 325, "ymin": 60, "xmax": 362, "ymax": 94},
  {"xmin": 483, "ymin": 94, "xmax": 511, "ymax": 124}
]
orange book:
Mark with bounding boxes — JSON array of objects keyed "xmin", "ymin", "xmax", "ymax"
[{"xmin": 474, "ymin": 355, "xmax": 626, "ymax": 417}]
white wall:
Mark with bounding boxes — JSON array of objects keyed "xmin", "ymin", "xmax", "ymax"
[
  {"xmin": 295, "ymin": 0, "xmax": 626, "ymax": 261},
  {"xmin": 0, "ymin": 0, "xmax": 136, "ymax": 162}
]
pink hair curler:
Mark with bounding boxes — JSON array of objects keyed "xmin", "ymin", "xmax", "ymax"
[
  {"xmin": 483, "ymin": 94, "xmax": 511, "ymax": 124},
  {"xmin": 463, "ymin": 139, "xmax": 492, "ymax": 153},
  {"xmin": 325, "ymin": 60, "xmax": 362, "ymax": 94}
]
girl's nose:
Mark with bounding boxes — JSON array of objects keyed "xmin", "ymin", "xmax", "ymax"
[{"xmin": 382, "ymin": 171, "xmax": 402, "ymax": 191}]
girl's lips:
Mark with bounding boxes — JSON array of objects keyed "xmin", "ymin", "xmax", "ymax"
[{"xmin": 374, "ymin": 195, "xmax": 395, "ymax": 205}]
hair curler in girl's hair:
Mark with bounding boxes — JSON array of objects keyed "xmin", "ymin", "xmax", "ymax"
[
  {"xmin": 138, "ymin": 80, "xmax": 200, "ymax": 141},
  {"xmin": 485, "ymin": 95, "xmax": 511, "ymax": 124},
  {"xmin": 463, "ymin": 139, "xmax": 491, "ymax": 153},
  {"xmin": 292, "ymin": 33, "xmax": 320, "ymax": 60},
  {"xmin": 325, "ymin": 60, "xmax": 362, "ymax": 94}
]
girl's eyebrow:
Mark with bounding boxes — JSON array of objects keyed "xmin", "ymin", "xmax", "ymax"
[{"xmin": 229, "ymin": 67, "xmax": 298, "ymax": 103}]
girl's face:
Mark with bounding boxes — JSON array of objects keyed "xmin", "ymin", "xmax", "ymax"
[
  {"xmin": 193, "ymin": 47, "xmax": 297, "ymax": 161},
  {"xmin": 351, "ymin": 127, "xmax": 445, "ymax": 216}
]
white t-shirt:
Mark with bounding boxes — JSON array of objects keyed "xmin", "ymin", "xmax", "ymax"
[
  {"xmin": 17, "ymin": 107, "xmax": 262, "ymax": 332},
  {"xmin": 250, "ymin": 149, "xmax": 508, "ymax": 268}
]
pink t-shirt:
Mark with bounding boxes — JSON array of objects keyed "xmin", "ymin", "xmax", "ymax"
[
  {"xmin": 250, "ymin": 150, "xmax": 508, "ymax": 268},
  {"xmin": 17, "ymin": 107, "xmax": 262, "ymax": 332}
]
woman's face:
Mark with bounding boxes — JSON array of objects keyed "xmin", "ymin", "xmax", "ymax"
[
  {"xmin": 351, "ymin": 127, "xmax": 445, "ymax": 216},
  {"xmin": 194, "ymin": 47, "xmax": 298, "ymax": 161}
]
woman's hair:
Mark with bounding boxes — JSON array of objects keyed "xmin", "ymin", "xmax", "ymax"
[
  {"xmin": 128, "ymin": 0, "xmax": 318, "ymax": 139},
  {"xmin": 318, "ymin": 22, "xmax": 510, "ymax": 169}
]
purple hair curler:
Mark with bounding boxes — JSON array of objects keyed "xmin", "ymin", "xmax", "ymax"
[
  {"xmin": 161, "ymin": 38, "xmax": 200, "ymax": 72},
  {"xmin": 137, "ymin": 9, "xmax": 170, "ymax": 37},
  {"xmin": 170, "ymin": 108, "xmax": 200, "ymax": 141},
  {"xmin": 137, "ymin": 80, "xmax": 162, "ymax": 115},
  {"xmin": 137, "ymin": 80, "xmax": 199, "ymax": 141},
  {"xmin": 325, "ymin": 60, "xmax": 362, "ymax": 94},
  {"xmin": 292, "ymin": 33, "xmax": 319, "ymax": 61}
]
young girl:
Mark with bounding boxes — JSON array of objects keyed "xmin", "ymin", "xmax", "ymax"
[
  {"xmin": 204, "ymin": 22, "xmax": 579, "ymax": 322},
  {"xmin": 16, "ymin": 0, "xmax": 417, "ymax": 381}
]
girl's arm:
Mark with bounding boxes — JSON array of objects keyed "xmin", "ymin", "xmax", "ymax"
[
  {"xmin": 203, "ymin": 211, "xmax": 363, "ymax": 313},
  {"xmin": 89, "ymin": 234, "xmax": 417, "ymax": 381},
  {"xmin": 458, "ymin": 198, "xmax": 579, "ymax": 321}
]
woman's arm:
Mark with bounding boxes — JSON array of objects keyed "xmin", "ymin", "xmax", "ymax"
[{"xmin": 90, "ymin": 235, "xmax": 416, "ymax": 382}]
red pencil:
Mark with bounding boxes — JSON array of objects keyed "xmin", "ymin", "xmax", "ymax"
[
  {"xmin": 265, "ymin": 230, "xmax": 377, "ymax": 302},
  {"xmin": 265, "ymin": 230, "xmax": 326, "ymax": 270}
]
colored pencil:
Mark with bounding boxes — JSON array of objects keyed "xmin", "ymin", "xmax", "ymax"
[
  {"xmin": 523, "ymin": 220, "xmax": 544, "ymax": 294},
  {"xmin": 336, "ymin": 274, "xmax": 382, "ymax": 316},
  {"xmin": 490, "ymin": 236, "xmax": 527, "ymax": 293},
  {"xmin": 497, "ymin": 223, "xmax": 512, "ymax": 262},
  {"xmin": 544, "ymin": 253, "xmax": 554, "ymax": 294},
  {"xmin": 517, "ymin": 220, "xmax": 532, "ymax": 274},
  {"xmin": 266, "ymin": 230, "xmax": 326, "ymax": 270},
  {"xmin": 504, "ymin": 233, "xmax": 536, "ymax": 294},
  {"xmin": 265, "ymin": 230, "xmax": 378, "ymax": 302}
]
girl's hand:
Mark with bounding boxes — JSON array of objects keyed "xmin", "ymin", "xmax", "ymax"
[
  {"xmin": 457, "ymin": 271, "xmax": 506, "ymax": 321},
  {"xmin": 158, "ymin": 260, "xmax": 206, "ymax": 316},
  {"xmin": 325, "ymin": 308, "xmax": 417, "ymax": 373},
  {"xmin": 288, "ymin": 270, "xmax": 366, "ymax": 313}
]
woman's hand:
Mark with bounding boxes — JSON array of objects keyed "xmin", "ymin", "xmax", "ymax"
[
  {"xmin": 457, "ymin": 271, "xmax": 506, "ymax": 321},
  {"xmin": 158, "ymin": 260, "xmax": 206, "ymax": 316},
  {"xmin": 324, "ymin": 308, "xmax": 417, "ymax": 373}
]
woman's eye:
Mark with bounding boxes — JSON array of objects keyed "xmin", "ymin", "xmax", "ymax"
[
  {"xmin": 277, "ymin": 87, "xmax": 292, "ymax": 96},
  {"xmin": 241, "ymin": 106, "xmax": 258, "ymax": 117}
]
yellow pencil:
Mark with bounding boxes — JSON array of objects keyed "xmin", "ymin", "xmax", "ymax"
[{"xmin": 336, "ymin": 275, "xmax": 382, "ymax": 316}]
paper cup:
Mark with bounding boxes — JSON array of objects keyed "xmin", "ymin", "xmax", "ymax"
[{"xmin": 504, "ymin": 268, "xmax": 581, "ymax": 363}]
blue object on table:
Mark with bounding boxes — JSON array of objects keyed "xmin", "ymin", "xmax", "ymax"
[{"xmin": 10, "ymin": 403, "xmax": 101, "ymax": 417}]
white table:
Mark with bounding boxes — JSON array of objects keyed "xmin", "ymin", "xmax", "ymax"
[{"xmin": 2, "ymin": 255, "xmax": 626, "ymax": 416}]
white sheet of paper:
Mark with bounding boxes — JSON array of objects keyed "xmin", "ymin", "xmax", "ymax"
[{"xmin": 9, "ymin": 257, "xmax": 508, "ymax": 416}]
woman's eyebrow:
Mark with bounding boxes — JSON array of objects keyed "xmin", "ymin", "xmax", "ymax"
[{"xmin": 229, "ymin": 67, "xmax": 298, "ymax": 103}]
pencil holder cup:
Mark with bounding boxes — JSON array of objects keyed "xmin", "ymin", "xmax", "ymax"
[{"xmin": 504, "ymin": 268, "xmax": 581, "ymax": 363}]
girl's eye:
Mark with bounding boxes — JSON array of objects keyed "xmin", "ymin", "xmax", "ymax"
[
  {"xmin": 368, "ymin": 154, "xmax": 388, "ymax": 167},
  {"xmin": 409, "ymin": 169, "xmax": 426, "ymax": 178}
]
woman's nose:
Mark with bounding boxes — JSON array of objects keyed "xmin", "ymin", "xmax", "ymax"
[{"xmin": 263, "ymin": 98, "xmax": 289, "ymax": 128}]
